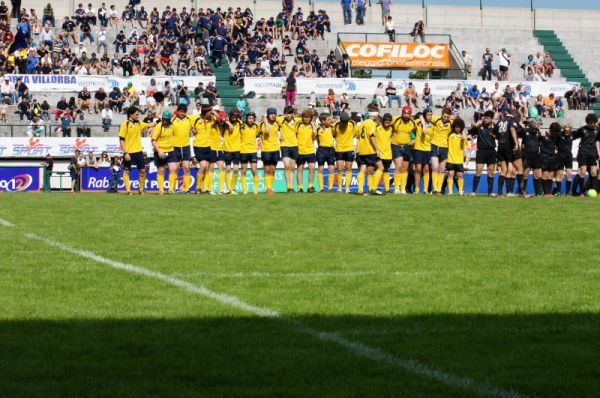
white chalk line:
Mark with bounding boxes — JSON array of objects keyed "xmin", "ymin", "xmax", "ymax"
[
  {"xmin": 0, "ymin": 217, "xmax": 14, "ymax": 227},
  {"xmin": 22, "ymin": 231, "xmax": 527, "ymax": 398},
  {"xmin": 171, "ymin": 270, "xmax": 439, "ymax": 279}
]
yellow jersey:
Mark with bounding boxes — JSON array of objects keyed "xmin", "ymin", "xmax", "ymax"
[
  {"xmin": 241, "ymin": 123, "xmax": 260, "ymax": 154},
  {"xmin": 151, "ymin": 122, "xmax": 175, "ymax": 152},
  {"xmin": 192, "ymin": 115, "xmax": 215, "ymax": 148},
  {"xmin": 277, "ymin": 116, "xmax": 300, "ymax": 147},
  {"xmin": 333, "ymin": 120, "xmax": 357, "ymax": 152},
  {"xmin": 413, "ymin": 118, "xmax": 432, "ymax": 152},
  {"xmin": 259, "ymin": 120, "xmax": 280, "ymax": 152},
  {"xmin": 430, "ymin": 116, "xmax": 452, "ymax": 148},
  {"xmin": 391, "ymin": 117, "xmax": 416, "ymax": 145},
  {"xmin": 374, "ymin": 124, "xmax": 393, "ymax": 160},
  {"xmin": 447, "ymin": 133, "xmax": 468, "ymax": 164},
  {"xmin": 317, "ymin": 126, "xmax": 334, "ymax": 148},
  {"xmin": 296, "ymin": 123, "xmax": 315, "ymax": 155},
  {"xmin": 357, "ymin": 121, "xmax": 376, "ymax": 156},
  {"xmin": 118, "ymin": 120, "xmax": 149, "ymax": 154},
  {"xmin": 172, "ymin": 115, "xmax": 198, "ymax": 147},
  {"xmin": 210, "ymin": 122, "xmax": 225, "ymax": 151},
  {"xmin": 224, "ymin": 120, "xmax": 242, "ymax": 152}
]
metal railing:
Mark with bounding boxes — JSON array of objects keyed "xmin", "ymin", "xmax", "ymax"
[
  {"xmin": 0, "ymin": 123, "xmax": 120, "ymax": 137},
  {"xmin": 336, "ymin": 32, "xmax": 468, "ymax": 79}
]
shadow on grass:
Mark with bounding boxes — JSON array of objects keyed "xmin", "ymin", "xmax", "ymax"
[{"xmin": 1, "ymin": 313, "xmax": 598, "ymax": 398}]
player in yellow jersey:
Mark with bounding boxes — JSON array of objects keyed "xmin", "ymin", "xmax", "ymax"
[
  {"xmin": 430, "ymin": 108, "xmax": 453, "ymax": 194},
  {"xmin": 372, "ymin": 112, "xmax": 393, "ymax": 193},
  {"xmin": 240, "ymin": 112, "xmax": 260, "ymax": 195},
  {"xmin": 391, "ymin": 106, "xmax": 417, "ymax": 194},
  {"xmin": 413, "ymin": 108, "xmax": 433, "ymax": 194},
  {"xmin": 278, "ymin": 105, "xmax": 300, "ymax": 192},
  {"xmin": 333, "ymin": 112, "xmax": 357, "ymax": 193},
  {"xmin": 316, "ymin": 112, "xmax": 336, "ymax": 192},
  {"xmin": 446, "ymin": 118, "xmax": 468, "ymax": 195},
  {"xmin": 171, "ymin": 104, "xmax": 199, "ymax": 193},
  {"xmin": 118, "ymin": 106, "xmax": 155, "ymax": 195},
  {"xmin": 295, "ymin": 108, "xmax": 318, "ymax": 193},
  {"xmin": 151, "ymin": 110, "xmax": 177, "ymax": 194},
  {"xmin": 222, "ymin": 108, "xmax": 243, "ymax": 194},
  {"xmin": 259, "ymin": 108, "xmax": 281, "ymax": 195},
  {"xmin": 210, "ymin": 110, "xmax": 229, "ymax": 194},
  {"xmin": 355, "ymin": 112, "xmax": 386, "ymax": 195},
  {"xmin": 191, "ymin": 104, "xmax": 216, "ymax": 194}
]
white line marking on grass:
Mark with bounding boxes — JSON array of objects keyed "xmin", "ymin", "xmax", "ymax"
[
  {"xmin": 0, "ymin": 217, "xmax": 14, "ymax": 227},
  {"xmin": 24, "ymin": 232, "xmax": 528, "ymax": 398},
  {"xmin": 171, "ymin": 270, "xmax": 438, "ymax": 278}
]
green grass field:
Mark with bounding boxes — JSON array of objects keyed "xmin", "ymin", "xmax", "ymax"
[{"xmin": 1, "ymin": 193, "xmax": 599, "ymax": 398}]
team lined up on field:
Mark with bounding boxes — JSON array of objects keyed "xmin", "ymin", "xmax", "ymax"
[{"xmin": 117, "ymin": 103, "xmax": 600, "ymax": 196}]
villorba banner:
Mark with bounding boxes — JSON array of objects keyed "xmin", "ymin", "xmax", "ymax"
[{"xmin": 341, "ymin": 42, "xmax": 450, "ymax": 69}]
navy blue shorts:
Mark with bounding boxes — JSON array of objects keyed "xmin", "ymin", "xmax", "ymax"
[
  {"xmin": 316, "ymin": 146, "xmax": 335, "ymax": 166},
  {"xmin": 210, "ymin": 150, "xmax": 224, "ymax": 163},
  {"xmin": 446, "ymin": 163, "xmax": 464, "ymax": 172},
  {"xmin": 123, "ymin": 151, "xmax": 145, "ymax": 170},
  {"xmin": 223, "ymin": 151, "xmax": 241, "ymax": 166},
  {"xmin": 381, "ymin": 159, "xmax": 392, "ymax": 172},
  {"xmin": 297, "ymin": 153, "xmax": 316, "ymax": 166},
  {"xmin": 577, "ymin": 153, "xmax": 598, "ymax": 168},
  {"xmin": 556, "ymin": 154, "xmax": 573, "ymax": 170},
  {"xmin": 153, "ymin": 150, "xmax": 178, "ymax": 167},
  {"xmin": 335, "ymin": 150, "xmax": 354, "ymax": 162},
  {"xmin": 261, "ymin": 150, "xmax": 280, "ymax": 166},
  {"xmin": 281, "ymin": 146, "xmax": 299, "ymax": 160},
  {"xmin": 391, "ymin": 144, "xmax": 413, "ymax": 161},
  {"xmin": 240, "ymin": 152, "xmax": 258, "ymax": 163},
  {"xmin": 193, "ymin": 146, "xmax": 212, "ymax": 162},
  {"xmin": 413, "ymin": 150, "xmax": 431, "ymax": 166},
  {"xmin": 358, "ymin": 154, "xmax": 378, "ymax": 167},
  {"xmin": 173, "ymin": 146, "xmax": 191, "ymax": 162},
  {"xmin": 431, "ymin": 144, "xmax": 448, "ymax": 162}
]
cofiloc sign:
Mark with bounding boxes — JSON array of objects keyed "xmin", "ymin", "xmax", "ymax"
[{"xmin": 341, "ymin": 42, "xmax": 450, "ymax": 69}]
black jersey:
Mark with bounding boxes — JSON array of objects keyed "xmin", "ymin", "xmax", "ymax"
[
  {"xmin": 494, "ymin": 115, "xmax": 518, "ymax": 146},
  {"xmin": 469, "ymin": 125, "xmax": 496, "ymax": 150},
  {"xmin": 539, "ymin": 135, "xmax": 557, "ymax": 162},
  {"xmin": 573, "ymin": 126, "xmax": 599, "ymax": 156},
  {"xmin": 523, "ymin": 128, "xmax": 540, "ymax": 153},
  {"xmin": 556, "ymin": 133, "xmax": 573, "ymax": 156}
]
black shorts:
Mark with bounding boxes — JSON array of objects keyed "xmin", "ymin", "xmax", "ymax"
[
  {"xmin": 261, "ymin": 150, "xmax": 280, "ymax": 166},
  {"xmin": 316, "ymin": 146, "xmax": 335, "ymax": 166},
  {"xmin": 382, "ymin": 159, "xmax": 392, "ymax": 172},
  {"xmin": 523, "ymin": 152, "xmax": 540, "ymax": 169},
  {"xmin": 296, "ymin": 153, "xmax": 316, "ymax": 166},
  {"xmin": 358, "ymin": 154, "xmax": 377, "ymax": 167},
  {"xmin": 446, "ymin": 163, "xmax": 464, "ymax": 172},
  {"xmin": 499, "ymin": 65, "xmax": 509, "ymax": 72},
  {"xmin": 209, "ymin": 150, "xmax": 225, "ymax": 163},
  {"xmin": 153, "ymin": 150, "xmax": 178, "ymax": 167},
  {"xmin": 391, "ymin": 144, "xmax": 413, "ymax": 161},
  {"xmin": 577, "ymin": 153, "xmax": 598, "ymax": 168},
  {"xmin": 512, "ymin": 149, "xmax": 522, "ymax": 161},
  {"xmin": 69, "ymin": 170, "xmax": 78, "ymax": 180},
  {"xmin": 193, "ymin": 146, "xmax": 212, "ymax": 162},
  {"xmin": 281, "ymin": 146, "xmax": 299, "ymax": 160},
  {"xmin": 476, "ymin": 148, "xmax": 497, "ymax": 165},
  {"xmin": 556, "ymin": 153, "xmax": 573, "ymax": 170},
  {"xmin": 335, "ymin": 150, "xmax": 354, "ymax": 162},
  {"xmin": 240, "ymin": 152, "xmax": 258, "ymax": 163},
  {"xmin": 173, "ymin": 146, "xmax": 192, "ymax": 162},
  {"xmin": 540, "ymin": 159, "xmax": 558, "ymax": 172},
  {"xmin": 496, "ymin": 144, "xmax": 513, "ymax": 163},
  {"xmin": 123, "ymin": 151, "xmax": 145, "ymax": 171},
  {"xmin": 223, "ymin": 151, "xmax": 241, "ymax": 166}
]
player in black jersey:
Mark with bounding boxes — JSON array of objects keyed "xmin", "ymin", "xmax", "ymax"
[
  {"xmin": 555, "ymin": 123, "xmax": 574, "ymax": 195},
  {"xmin": 493, "ymin": 108, "xmax": 520, "ymax": 195},
  {"xmin": 468, "ymin": 110, "xmax": 497, "ymax": 195},
  {"xmin": 508, "ymin": 110, "xmax": 525, "ymax": 196},
  {"xmin": 572, "ymin": 113, "xmax": 600, "ymax": 196},
  {"xmin": 539, "ymin": 123, "xmax": 560, "ymax": 196},
  {"xmin": 521, "ymin": 120, "xmax": 543, "ymax": 196}
]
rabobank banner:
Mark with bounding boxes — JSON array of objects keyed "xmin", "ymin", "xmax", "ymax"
[
  {"xmin": 0, "ymin": 137, "xmax": 154, "ymax": 158},
  {"xmin": 0, "ymin": 167, "xmax": 41, "ymax": 191},
  {"xmin": 4, "ymin": 75, "xmax": 215, "ymax": 93},
  {"xmin": 244, "ymin": 77, "xmax": 577, "ymax": 97}
]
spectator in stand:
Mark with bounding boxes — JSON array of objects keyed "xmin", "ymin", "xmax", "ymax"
[
  {"xmin": 462, "ymin": 50, "xmax": 473, "ymax": 75},
  {"xmin": 41, "ymin": 154, "xmax": 53, "ymax": 192},
  {"xmin": 0, "ymin": 98, "xmax": 8, "ymax": 122},
  {"xmin": 467, "ymin": 84, "xmax": 480, "ymax": 108},
  {"xmin": 27, "ymin": 116, "xmax": 44, "ymax": 137},
  {"xmin": 62, "ymin": 16, "xmax": 77, "ymax": 45},
  {"xmin": 403, "ymin": 82, "xmax": 418, "ymax": 108},
  {"xmin": 18, "ymin": 96, "xmax": 31, "ymax": 121},
  {"xmin": 285, "ymin": 68, "xmax": 297, "ymax": 106},
  {"xmin": 94, "ymin": 88, "xmax": 108, "ymax": 113},
  {"xmin": 411, "ymin": 20, "xmax": 425, "ymax": 43},
  {"xmin": 1, "ymin": 77, "xmax": 14, "ymax": 104},
  {"xmin": 68, "ymin": 149, "xmax": 84, "ymax": 192},
  {"xmin": 101, "ymin": 104, "xmax": 113, "ymax": 132},
  {"xmin": 203, "ymin": 81, "xmax": 219, "ymax": 106},
  {"xmin": 544, "ymin": 54, "xmax": 555, "ymax": 77},
  {"xmin": 544, "ymin": 93, "xmax": 556, "ymax": 118},
  {"xmin": 353, "ymin": 0, "xmax": 365, "ymax": 25},
  {"xmin": 532, "ymin": 51, "xmax": 545, "ymax": 75},
  {"xmin": 577, "ymin": 86, "xmax": 589, "ymax": 110},
  {"xmin": 481, "ymin": 48, "xmax": 494, "ymax": 81},
  {"xmin": 380, "ymin": 0, "xmax": 391, "ymax": 26},
  {"xmin": 324, "ymin": 88, "xmax": 336, "ymax": 114},
  {"xmin": 497, "ymin": 48, "xmax": 511, "ymax": 81},
  {"xmin": 385, "ymin": 16, "xmax": 395, "ymax": 42},
  {"xmin": 340, "ymin": 92, "xmax": 350, "ymax": 112},
  {"xmin": 341, "ymin": 0, "xmax": 352, "ymax": 25},
  {"xmin": 60, "ymin": 110, "xmax": 72, "ymax": 137},
  {"xmin": 76, "ymin": 112, "xmax": 91, "ymax": 137},
  {"xmin": 96, "ymin": 26, "xmax": 108, "ymax": 54},
  {"xmin": 375, "ymin": 82, "xmax": 388, "ymax": 108},
  {"xmin": 385, "ymin": 82, "xmax": 401, "ymax": 108},
  {"xmin": 422, "ymin": 82, "xmax": 433, "ymax": 107},
  {"xmin": 98, "ymin": 151, "xmax": 111, "ymax": 167},
  {"xmin": 77, "ymin": 86, "xmax": 92, "ymax": 113},
  {"xmin": 85, "ymin": 151, "xmax": 98, "ymax": 169},
  {"xmin": 0, "ymin": 1, "xmax": 8, "ymax": 23},
  {"xmin": 109, "ymin": 87, "xmax": 124, "ymax": 113}
]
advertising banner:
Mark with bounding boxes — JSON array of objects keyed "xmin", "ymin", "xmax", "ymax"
[
  {"xmin": 0, "ymin": 137, "xmax": 154, "ymax": 158},
  {"xmin": 341, "ymin": 42, "xmax": 450, "ymax": 69},
  {"xmin": 0, "ymin": 166, "xmax": 41, "ymax": 191}
]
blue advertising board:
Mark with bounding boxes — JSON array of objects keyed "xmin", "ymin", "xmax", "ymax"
[{"xmin": 0, "ymin": 167, "xmax": 42, "ymax": 192}]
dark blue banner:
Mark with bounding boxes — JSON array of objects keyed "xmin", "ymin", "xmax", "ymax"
[{"xmin": 0, "ymin": 167, "xmax": 42, "ymax": 192}]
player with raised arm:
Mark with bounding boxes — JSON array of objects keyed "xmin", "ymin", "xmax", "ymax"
[
  {"xmin": 468, "ymin": 110, "xmax": 497, "ymax": 196},
  {"xmin": 391, "ymin": 106, "xmax": 416, "ymax": 194},
  {"xmin": 333, "ymin": 112, "xmax": 358, "ymax": 193},
  {"xmin": 118, "ymin": 106, "xmax": 155, "ymax": 195},
  {"xmin": 430, "ymin": 108, "xmax": 453, "ymax": 194},
  {"xmin": 295, "ymin": 109, "xmax": 318, "ymax": 192},
  {"xmin": 316, "ymin": 112, "xmax": 336, "ymax": 192},
  {"xmin": 446, "ymin": 118, "xmax": 468, "ymax": 195},
  {"xmin": 278, "ymin": 105, "xmax": 300, "ymax": 192},
  {"xmin": 572, "ymin": 113, "xmax": 600, "ymax": 196},
  {"xmin": 151, "ymin": 110, "xmax": 176, "ymax": 194},
  {"xmin": 222, "ymin": 108, "xmax": 243, "ymax": 194},
  {"xmin": 240, "ymin": 112, "xmax": 261, "ymax": 195},
  {"xmin": 171, "ymin": 103, "xmax": 198, "ymax": 193},
  {"xmin": 413, "ymin": 108, "xmax": 433, "ymax": 194},
  {"xmin": 260, "ymin": 108, "xmax": 281, "ymax": 195}
]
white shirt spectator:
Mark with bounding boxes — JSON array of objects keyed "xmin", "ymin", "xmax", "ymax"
[
  {"xmin": 0, "ymin": 79, "xmax": 13, "ymax": 94},
  {"xmin": 74, "ymin": 44, "xmax": 87, "ymax": 57},
  {"xmin": 101, "ymin": 107, "xmax": 113, "ymax": 120},
  {"xmin": 498, "ymin": 51, "xmax": 510, "ymax": 67},
  {"xmin": 97, "ymin": 29, "xmax": 107, "ymax": 43},
  {"xmin": 40, "ymin": 28, "xmax": 53, "ymax": 43}
]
